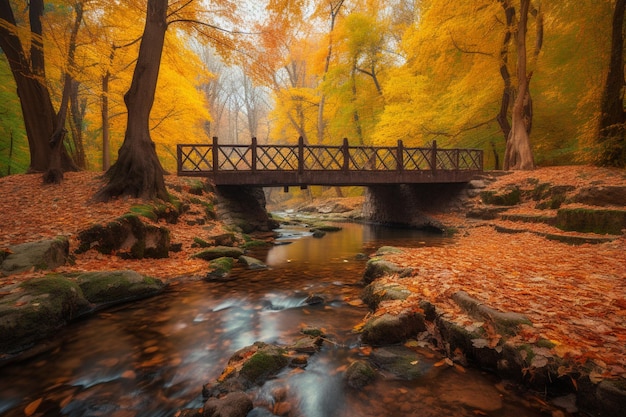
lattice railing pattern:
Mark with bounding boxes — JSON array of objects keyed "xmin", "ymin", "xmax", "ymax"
[{"xmin": 177, "ymin": 139, "xmax": 483, "ymax": 175}]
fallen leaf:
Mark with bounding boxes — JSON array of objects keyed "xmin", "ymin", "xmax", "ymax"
[{"xmin": 24, "ymin": 398, "xmax": 42, "ymax": 416}]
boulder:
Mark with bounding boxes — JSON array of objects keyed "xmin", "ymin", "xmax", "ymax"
[
  {"xmin": 1, "ymin": 237, "xmax": 69, "ymax": 276},
  {"xmin": 555, "ymin": 208, "xmax": 626, "ymax": 235},
  {"xmin": 75, "ymin": 270, "xmax": 165, "ymax": 305},
  {"xmin": 203, "ymin": 342, "xmax": 289, "ymax": 398},
  {"xmin": 238, "ymin": 255, "xmax": 267, "ymax": 270},
  {"xmin": 193, "ymin": 246, "xmax": 244, "ymax": 261},
  {"xmin": 362, "ymin": 258, "xmax": 412, "ymax": 284},
  {"xmin": 205, "ymin": 257, "xmax": 235, "ymax": 282},
  {"xmin": 361, "ymin": 281, "xmax": 411, "ymax": 310},
  {"xmin": 76, "ymin": 215, "xmax": 170, "ymax": 259},
  {"xmin": 202, "ymin": 392, "xmax": 253, "ymax": 417},
  {"xmin": 571, "ymin": 185, "xmax": 626, "ymax": 207},
  {"xmin": 0, "ymin": 276, "xmax": 91, "ymax": 354},
  {"xmin": 361, "ymin": 310, "xmax": 426, "ymax": 346},
  {"xmin": 344, "ymin": 360, "xmax": 377, "ymax": 389},
  {"xmin": 370, "ymin": 345, "xmax": 433, "ymax": 380}
]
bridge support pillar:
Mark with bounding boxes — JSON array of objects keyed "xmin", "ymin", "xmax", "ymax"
[
  {"xmin": 215, "ymin": 186, "xmax": 279, "ymax": 234},
  {"xmin": 363, "ymin": 183, "xmax": 468, "ymax": 231}
]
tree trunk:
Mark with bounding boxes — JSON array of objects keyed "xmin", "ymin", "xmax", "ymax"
[
  {"xmin": 95, "ymin": 0, "xmax": 169, "ymax": 201},
  {"xmin": 0, "ymin": 0, "xmax": 77, "ymax": 174},
  {"xmin": 497, "ymin": 0, "xmax": 514, "ymax": 141},
  {"xmin": 597, "ymin": 0, "xmax": 626, "ymax": 167},
  {"xmin": 504, "ymin": 0, "xmax": 535, "ymax": 170}
]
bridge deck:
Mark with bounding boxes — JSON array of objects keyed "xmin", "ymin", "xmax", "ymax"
[{"xmin": 177, "ymin": 138, "xmax": 483, "ymax": 186}]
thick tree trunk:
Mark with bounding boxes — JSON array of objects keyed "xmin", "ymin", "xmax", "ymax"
[
  {"xmin": 497, "ymin": 0, "xmax": 514, "ymax": 141},
  {"xmin": 597, "ymin": 0, "xmax": 626, "ymax": 167},
  {"xmin": 95, "ymin": 0, "xmax": 169, "ymax": 201},
  {"xmin": 504, "ymin": 0, "xmax": 535, "ymax": 170},
  {"xmin": 0, "ymin": 0, "xmax": 76, "ymax": 174}
]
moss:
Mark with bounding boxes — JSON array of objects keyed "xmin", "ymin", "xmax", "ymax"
[
  {"xmin": 240, "ymin": 349, "xmax": 288, "ymax": 384},
  {"xmin": 556, "ymin": 208, "xmax": 626, "ymax": 235},
  {"xmin": 536, "ymin": 339, "xmax": 556, "ymax": 349},
  {"xmin": 210, "ymin": 256, "xmax": 234, "ymax": 270},
  {"xmin": 129, "ymin": 204, "xmax": 159, "ymax": 221},
  {"xmin": 480, "ymin": 186, "xmax": 521, "ymax": 206},
  {"xmin": 241, "ymin": 240, "xmax": 270, "ymax": 249},
  {"xmin": 193, "ymin": 237, "xmax": 211, "ymax": 247}
]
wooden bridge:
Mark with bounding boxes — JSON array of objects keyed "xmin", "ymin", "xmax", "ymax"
[{"xmin": 176, "ymin": 137, "xmax": 483, "ymax": 187}]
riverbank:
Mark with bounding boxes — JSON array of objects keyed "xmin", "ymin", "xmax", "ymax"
[{"xmin": 1, "ymin": 167, "xmax": 625, "ymax": 416}]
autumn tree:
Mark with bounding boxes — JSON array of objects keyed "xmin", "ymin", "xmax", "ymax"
[
  {"xmin": 95, "ymin": 0, "xmax": 169, "ymax": 201},
  {"xmin": 503, "ymin": 0, "xmax": 542, "ymax": 170},
  {"xmin": 596, "ymin": 0, "xmax": 626, "ymax": 167},
  {"xmin": 0, "ymin": 0, "xmax": 77, "ymax": 178}
]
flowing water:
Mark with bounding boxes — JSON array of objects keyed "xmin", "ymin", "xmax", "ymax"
[{"xmin": 0, "ymin": 222, "xmax": 553, "ymax": 417}]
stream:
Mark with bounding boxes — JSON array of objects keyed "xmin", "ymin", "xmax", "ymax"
[{"xmin": 0, "ymin": 221, "xmax": 554, "ymax": 417}]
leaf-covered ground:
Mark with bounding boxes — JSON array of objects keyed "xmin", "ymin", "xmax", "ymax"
[
  {"xmin": 379, "ymin": 166, "xmax": 626, "ymax": 382},
  {"xmin": 0, "ymin": 172, "xmax": 228, "ymax": 281}
]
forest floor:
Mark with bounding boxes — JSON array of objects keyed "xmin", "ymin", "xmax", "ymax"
[{"xmin": 1, "ymin": 166, "xmax": 625, "ymax": 387}]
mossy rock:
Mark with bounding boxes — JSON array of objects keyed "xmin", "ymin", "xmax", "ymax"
[
  {"xmin": 375, "ymin": 246, "xmax": 404, "ymax": 256},
  {"xmin": 0, "ymin": 276, "xmax": 91, "ymax": 353},
  {"xmin": 1, "ymin": 237, "xmax": 69, "ymax": 275},
  {"xmin": 239, "ymin": 345, "xmax": 289, "ymax": 385},
  {"xmin": 75, "ymin": 270, "xmax": 165, "ymax": 305},
  {"xmin": 344, "ymin": 360, "xmax": 377, "ymax": 389},
  {"xmin": 205, "ymin": 257, "xmax": 235, "ymax": 281},
  {"xmin": 362, "ymin": 258, "xmax": 412, "ymax": 284},
  {"xmin": 238, "ymin": 255, "xmax": 267, "ymax": 270},
  {"xmin": 556, "ymin": 208, "xmax": 626, "ymax": 235},
  {"xmin": 361, "ymin": 281, "xmax": 411, "ymax": 310},
  {"xmin": 370, "ymin": 346, "xmax": 432, "ymax": 380},
  {"xmin": 480, "ymin": 186, "xmax": 521, "ymax": 206},
  {"xmin": 192, "ymin": 246, "xmax": 244, "ymax": 261},
  {"xmin": 76, "ymin": 216, "xmax": 170, "ymax": 259},
  {"xmin": 361, "ymin": 311, "xmax": 426, "ymax": 346}
]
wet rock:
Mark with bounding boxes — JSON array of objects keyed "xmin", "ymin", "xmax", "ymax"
[
  {"xmin": 311, "ymin": 230, "xmax": 326, "ymax": 238},
  {"xmin": 192, "ymin": 246, "xmax": 244, "ymax": 261},
  {"xmin": 303, "ymin": 294, "xmax": 325, "ymax": 305},
  {"xmin": 344, "ymin": 360, "xmax": 377, "ymax": 389},
  {"xmin": 288, "ymin": 336, "xmax": 323, "ymax": 354},
  {"xmin": 75, "ymin": 270, "xmax": 165, "ymax": 305},
  {"xmin": 361, "ymin": 281, "xmax": 411, "ymax": 310},
  {"xmin": 0, "ymin": 276, "xmax": 91, "ymax": 354},
  {"xmin": 361, "ymin": 310, "xmax": 426, "ymax": 346},
  {"xmin": 362, "ymin": 258, "xmax": 413, "ymax": 285},
  {"xmin": 375, "ymin": 246, "xmax": 404, "ymax": 256},
  {"xmin": 1, "ymin": 237, "xmax": 69, "ymax": 276},
  {"xmin": 370, "ymin": 346, "xmax": 433, "ymax": 380},
  {"xmin": 202, "ymin": 391, "xmax": 252, "ymax": 417},
  {"xmin": 203, "ymin": 342, "xmax": 289, "ymax": 398},
  {"xmin": 205, "ymin": 257, "xmax": 235, "ymax": 282},
  {"xmin": 238, "ymin": 255, "xmax": 267, "ymax": 270}
]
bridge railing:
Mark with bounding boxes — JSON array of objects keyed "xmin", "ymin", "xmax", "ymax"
[{"xmin": 177, "ymin": 137, "xmax": 483, "ymax": 176}]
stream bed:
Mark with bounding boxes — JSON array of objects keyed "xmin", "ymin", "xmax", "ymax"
[{"xmin": 0, "ymin": 222, "xmax": 556, "ymax": 417}]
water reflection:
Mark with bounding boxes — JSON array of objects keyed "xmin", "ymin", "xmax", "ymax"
[{"xmin": 0, "ymin": 222, "xmax": 550, "ymax": 417}]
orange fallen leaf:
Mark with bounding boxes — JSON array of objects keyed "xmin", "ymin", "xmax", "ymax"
[{"xmin": 24, "ymin": 398, "xmax": 42, "ymax": 416}]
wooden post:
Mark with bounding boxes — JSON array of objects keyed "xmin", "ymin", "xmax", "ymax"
[
  {"xmin": 430, "ymin": 140, "xmax": 437, "ymax": 171},
  {"xmin": 176, "ymin": 144, "xmax": 182, "ymax": 174},
  {"xmin": 342, "ymin": 138, "xmax": 350, "ymax": 171},
  {"xmin": 397, "ymin": 139, "xmax": 404, "ymax": 171},
  {"xmin": 251, "ymin": 137, "xmax": 257, "ymax": 172},
  {"xmin": 298, "ymin": 136, "xmax": 304, "ymax": 175},
  {"xmin": 455, "ymin": 149, "xmax": 460, "ymax": 170},
  {"xmin": 212, "ymin": 136, "xmax": 219, "ymax": 173}
]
